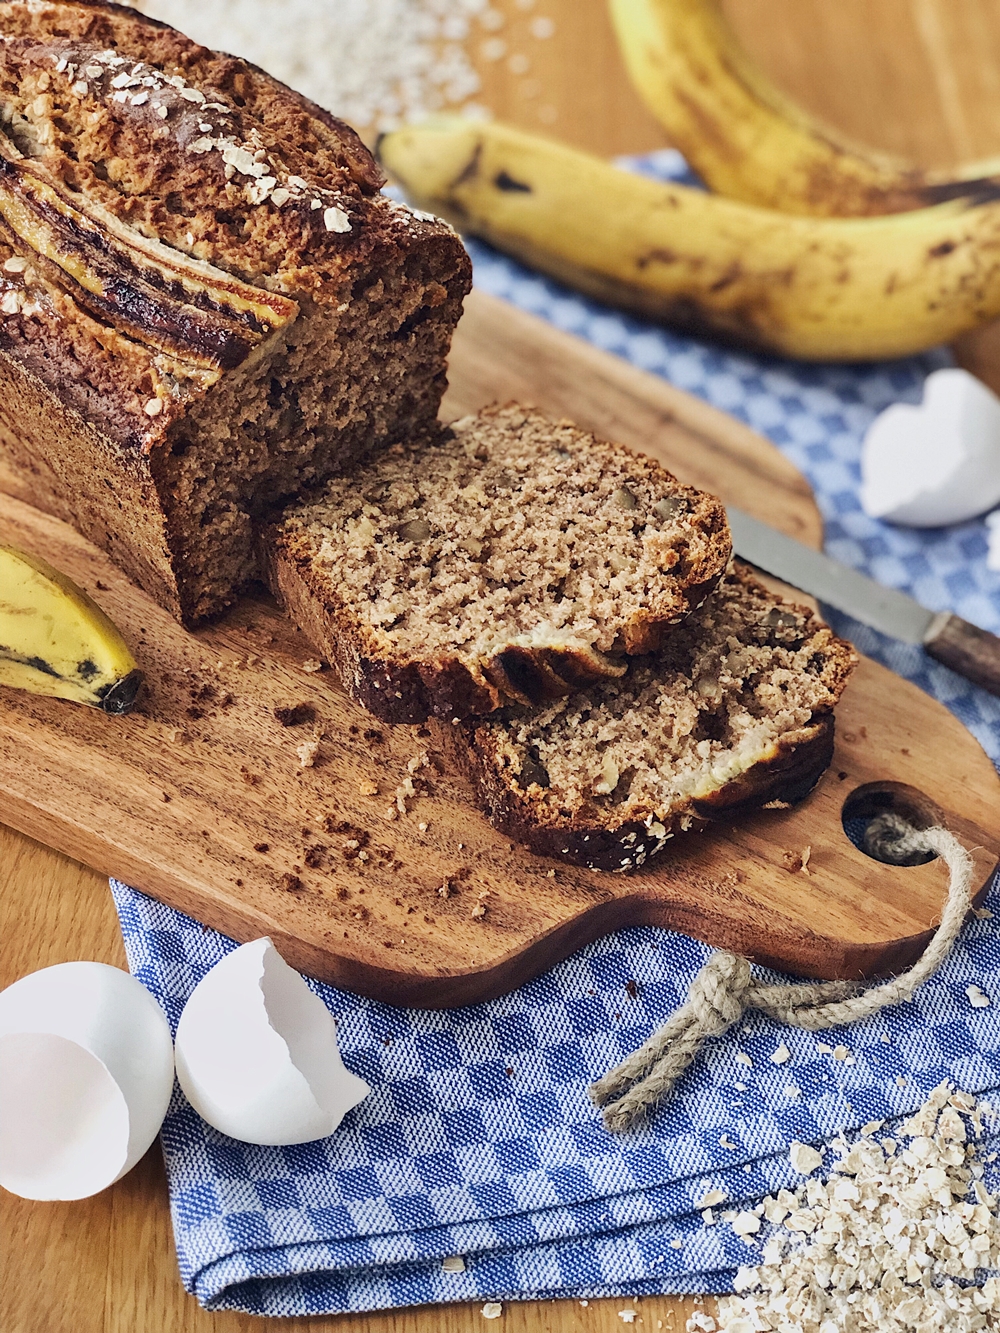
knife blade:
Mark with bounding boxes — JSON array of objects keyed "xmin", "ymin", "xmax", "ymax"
[{"xmin": 727, "ymin": 506, "xmax": 1000, "ymax": 699}]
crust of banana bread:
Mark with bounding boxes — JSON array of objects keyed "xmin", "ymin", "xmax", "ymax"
[{"xmin": 0, "ymin": 0, "xmax": 470, "ymax": 623}]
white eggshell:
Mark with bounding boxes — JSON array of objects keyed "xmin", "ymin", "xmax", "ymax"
[
  {"xmin": 985, "ymin": 510, "xmax": 1000, "ymax": 572},
  {"xmin": 173, "ymin": 938, "xmax": 369, "ymax": 1145},
  {"xmin": 0, "ymin": 962, "xmax": 174, "ymax": 1201},
  {"xmin": 861, "ymin": 368, "xmax": 1000, "ymax": 527}
]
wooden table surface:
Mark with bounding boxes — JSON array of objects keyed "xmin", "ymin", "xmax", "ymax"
[{"xmin": 5, "ymin": 2, "xmax": 1000, "ymax": 1329}]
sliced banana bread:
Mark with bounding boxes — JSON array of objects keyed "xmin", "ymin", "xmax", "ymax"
[
  {"xmin": 451, "ymin": 563, "xmax": 857, "ymax": 871},
  {"xmin": 0, "ymin": 1, "xmax": 470, "ymax": 624},
  {"xmin": 265, "ymin": 404, "xmax": 732, "ymax": 723}
]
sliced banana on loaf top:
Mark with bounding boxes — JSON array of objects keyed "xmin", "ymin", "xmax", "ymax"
[
  {"xmin": 451, "ymin": 563, "xmax": 857, "ymax": 871},
  {"xmin": 265, "ymin": 404, "xmax": 731, "ymax": 723}
]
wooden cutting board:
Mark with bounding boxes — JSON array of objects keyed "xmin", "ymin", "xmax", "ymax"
[{"xmin": 1, "ymin": 288, "xmax": 997, "ymax": 1007}]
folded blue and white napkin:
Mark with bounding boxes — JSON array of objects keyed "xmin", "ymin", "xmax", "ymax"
[{"xmin": 110, "ymin": 151, "xmax": 1000, "ymax": 1316}]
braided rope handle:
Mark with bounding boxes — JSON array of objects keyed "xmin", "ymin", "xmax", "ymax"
[{"xmin": 590, "ymin": 818, "xmax": 975, "ymax": 1133}]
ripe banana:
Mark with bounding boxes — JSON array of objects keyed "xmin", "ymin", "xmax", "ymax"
[
  {"xmin": 609, "ymin": 0, "xmax": 1000, "ymax": 217},
  {"xmin": 378, "ymin": 117, "xmax": 1000, "ymax": 362},
  {"xmin": 0, "ymin": 545, "xmax": 142, "ymax": 712}
]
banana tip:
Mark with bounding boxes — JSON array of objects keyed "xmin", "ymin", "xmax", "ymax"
[{"xmin": 98, "ymin": 669, "xmax": 144, "ymax": 715}]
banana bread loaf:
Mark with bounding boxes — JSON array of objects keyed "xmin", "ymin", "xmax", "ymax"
[
  {"xmin": 451, "ymin": 563, "xmax": 857, "ymax": 870},
  {"xmin": 264, "ymin": 403, "xmax": 732, "ymax": 723},
  {"xmin": 0, "ymin": 0, "xmax": 470, "ymax": 624}
]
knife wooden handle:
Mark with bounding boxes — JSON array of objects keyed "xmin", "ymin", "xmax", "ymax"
[{"xmin": 923, "ymin": 612, "xmax": 1000, "ymax": 698}]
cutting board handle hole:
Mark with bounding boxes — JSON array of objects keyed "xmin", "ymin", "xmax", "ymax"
[{"xmin": 841, "ymin": 782, "xmax": 943, "ymax": 867}]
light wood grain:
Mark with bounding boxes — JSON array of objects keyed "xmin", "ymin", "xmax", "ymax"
[{"xmin": 8, "ymin": 4, "xmax": 1000, "ymax": 1330}]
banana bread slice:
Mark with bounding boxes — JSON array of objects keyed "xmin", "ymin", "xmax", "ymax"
[
  {"xmin": 265, "ymin": 404, "xmax": 731, "ymax": 723},
  {"xmin": 0, "ymin": 1, "xmax": 470, "ymax": 624},
  {"xmin": 451, "ymin": 563, "xmax": 857, "ymax": 871}
]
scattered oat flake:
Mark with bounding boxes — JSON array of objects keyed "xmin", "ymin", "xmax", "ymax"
[
  {"xmin": 323, "ymin": 205, "xmax": 351, "ymax": 233},
  {"xmin": 973, "ymin": 906, "xmax": 994, "ymax": 919},
  {"xmin": 717, "ymin": 1081, "xmax": 1000, "ymax": 1332},
  {"xmin": 441, "ymin": 1255, "xmax": 465, "ymax": 1273},
  {"xmin": 481, "ymin": 1303, "xmax": 502, "ymax": 1320},
  {"xmin": 966, "ymin": 984, "xmax": 991, "ymax": 1008},
  {"xmin": 731, "ymin": 1211, "xmax": 761, "ymax": 1237},
  {"xmin": 832, "ymin": 1044, "xmax": 849, "ymax": 1060},
  {"xmin": 770, "ymin": 1043, "xmax": 791, "ymax": 1065},
  {"xmin": 789, "ymin": 1141, "xmax": 822, "ymax": 1174},
  {"xmin": 618, "ymin": 1312, "xmax": 636, "ymax": 1324},
  {"xmin": 698, "ymin": 1189, "xmax": 726, "ymax": 1208},
  {"xmin": 668, "ymin": 1237, "xmax": 683, "ymax": 1249},
  {"xmin": 735, "ymin": 1052, "xmax": 753, "ymax": 1066},
  {"xmin": 719, "ymin": 1135, "xmax": 737, "ymax": 1149}
]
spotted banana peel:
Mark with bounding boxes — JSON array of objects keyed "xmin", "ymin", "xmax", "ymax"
[
  {"xmin": 608, "ymin": 0, "xmax": 1000, "ymax": 218},
  {"xmin": 378, "ymin": 117, "xmax": 1000, "ymax": 362}
]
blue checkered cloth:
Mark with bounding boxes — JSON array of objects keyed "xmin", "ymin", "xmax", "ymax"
[{"xmin": 110, "ymin": 151, "xmax": 1000, "ymax": 1316}]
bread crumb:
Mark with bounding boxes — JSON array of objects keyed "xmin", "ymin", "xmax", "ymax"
[
  {"xmin": 274, "ymin": 702, "xmax": 317, "ymax": 727},
  {"xmin": 358, "ymin": 779, "xmax": 378, "ymax": 797},
  {"xmin": 441, "ymin": 1256, "xmax": 465, "ymax": 1273},
  {"xmin": 296, "ymin": 736, "xmax": 321, "ymax": 768},
  {"xmin": 481, "ymin": 1304, "xmax": 502, "ymax": 1320},
  {"xmin": 301, "ymin": 658, "xmax": 323, "ymax": 673},
  {"xmin": 471, "ymin": 902, "xmax": 487, "ymax": 918},
  {"xmin": 770, "ymin": 1043, "xmax": 791, "ymax": 1065}
]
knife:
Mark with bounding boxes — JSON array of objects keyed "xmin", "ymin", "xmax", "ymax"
[{"xmin": 727, "ymin": 506, "xmax": 1000, "ymax": 700}]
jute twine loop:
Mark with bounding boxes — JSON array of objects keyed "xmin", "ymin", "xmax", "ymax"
[{"xmin": 590, "ymin": 816, "xmax": 975, "ymax": 1133}]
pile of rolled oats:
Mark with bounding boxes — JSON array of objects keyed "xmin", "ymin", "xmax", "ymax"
[
  {"xmin": 124, "ymin": 0, "xmax": 496, "ymax": 130},
  {"xmin": 697, "ymin": 1083, "xmax": 1000, "ymax": 1332}
]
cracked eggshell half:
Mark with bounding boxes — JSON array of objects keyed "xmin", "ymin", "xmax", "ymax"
[
  {"xmin": 173, "ymin": 938, "xmax": 369, "ymax": 1145},
  {"xmin": 0, "ymin": 962, "xmax": 174, "ymax": 1200},
  {"xmin": 861, "ymin": 368, "xmax": 1000, "ymax": 528}
]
